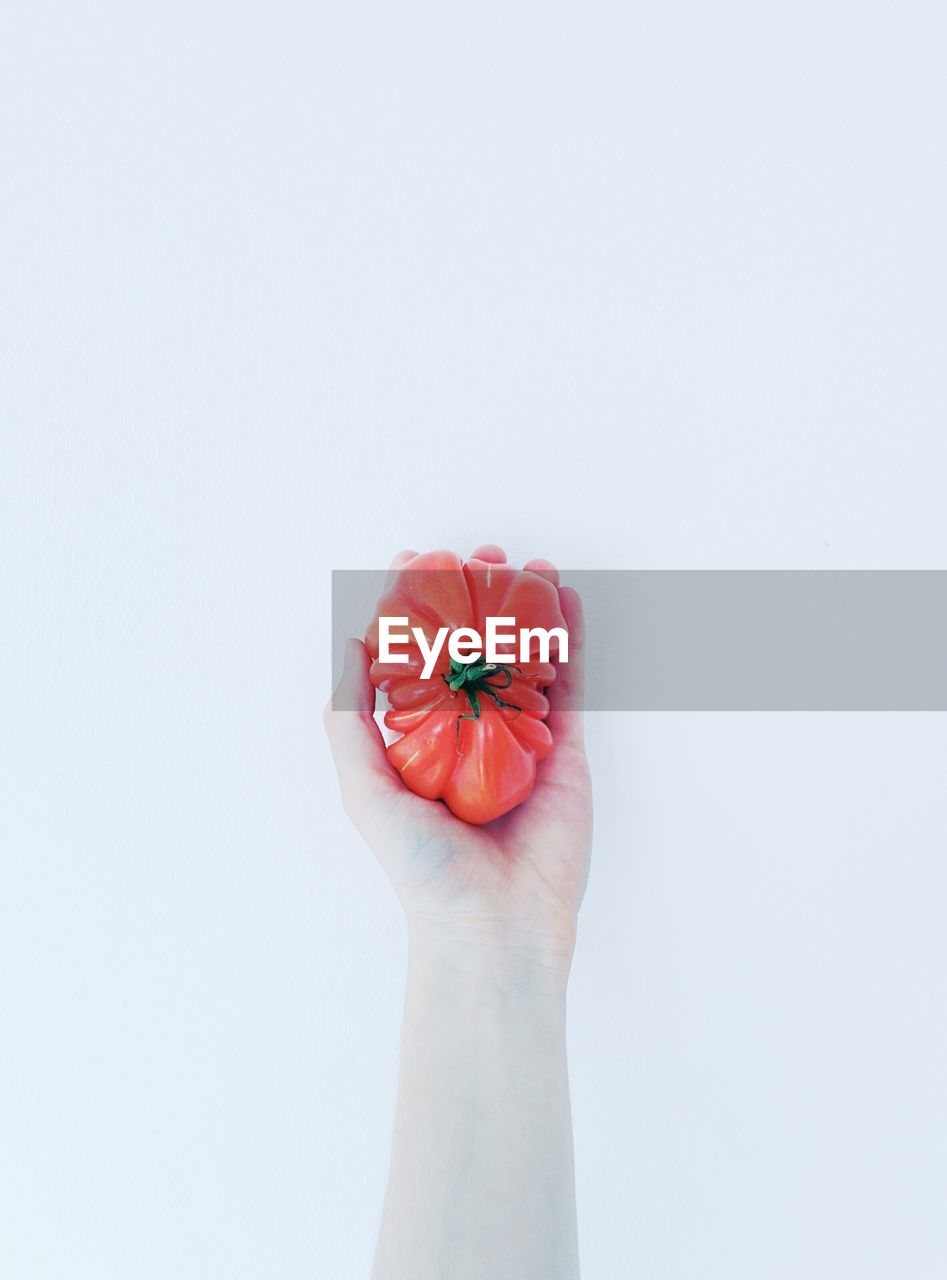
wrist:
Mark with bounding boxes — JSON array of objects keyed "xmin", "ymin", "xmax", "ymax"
[{"xmin": 406, "ymin": 914, "xmax": 576, "ymax": 1003}]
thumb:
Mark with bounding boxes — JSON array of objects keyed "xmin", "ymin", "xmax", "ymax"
[{"xmin": 323, "ymin": 639, "xmax": 403, "ymax": 821}]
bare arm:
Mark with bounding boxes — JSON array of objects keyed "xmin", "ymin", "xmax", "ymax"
[
  {"xmin": 325, "ymin": 545, "xmax": 591, "ymax": 1280},
  {"xmin": 374, "ymin": 933, "xmax": 577, "ymax": 1279}
]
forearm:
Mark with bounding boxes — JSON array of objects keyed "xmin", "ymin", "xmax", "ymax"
[{"xmin": 372, "ymin": 931, "xmax": 580, "ymax": 1280}]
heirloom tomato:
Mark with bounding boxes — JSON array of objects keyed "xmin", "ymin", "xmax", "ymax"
[{"xmin": 365, "ymin": 551, "xmax": 568, "ymax": 825}]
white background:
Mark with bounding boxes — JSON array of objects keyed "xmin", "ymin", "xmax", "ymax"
[{"xmin": 2, "ymin": 3, "xmax": 946, "ymax": 1277}]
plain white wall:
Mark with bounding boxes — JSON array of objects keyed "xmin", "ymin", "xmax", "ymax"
[{"xmin": 2, "ymin": 3, "xmax": 945, "ymax": 1277}]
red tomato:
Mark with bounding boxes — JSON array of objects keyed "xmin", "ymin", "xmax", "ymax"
[{"xmin": 365, "ymin": 551, "xmax": 567, "ymax": 824}]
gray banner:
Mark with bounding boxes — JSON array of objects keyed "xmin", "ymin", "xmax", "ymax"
[{"xmin": 332, "ymin": 570, "xmax": 947, "ymax": 710}]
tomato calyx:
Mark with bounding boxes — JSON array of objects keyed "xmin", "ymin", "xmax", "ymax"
[{"xmin": 441, "ymin": 657, "xmax": 522, "ymax": 743}]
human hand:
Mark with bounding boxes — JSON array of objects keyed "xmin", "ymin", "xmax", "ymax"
[{"xmin": 324, "ymin": 544, "xmax": 592, "ymax": 987}]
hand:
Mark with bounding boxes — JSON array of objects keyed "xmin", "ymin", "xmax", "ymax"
[{"xmin": 324, "ymin": 544, "xmax": 592, "ymax": 986}]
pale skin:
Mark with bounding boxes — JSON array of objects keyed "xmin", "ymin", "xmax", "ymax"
[{"xmin": 324, "ymin": 544, "xmax": 592, "ymax": 1280}]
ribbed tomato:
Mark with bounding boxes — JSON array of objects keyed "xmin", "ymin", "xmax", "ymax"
[{"xmin": 365, "ymin": 551, "xmax": 568, "ymax": 824}]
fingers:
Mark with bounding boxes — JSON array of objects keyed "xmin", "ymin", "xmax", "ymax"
[
  {"xmin": 385, "ymin": 548, "xmax": 418, "ymax": 589},
  {"xmin": 545, "ymin": 586, "xmax": 585, "ymax": 753},
  {"xmin": 523, "ymin": 557, "xmax": 560, "ymax": 586},
  {"xmin": 469, "ymin": 543, "xmax": 506, "ymax": 563},
  {"xmin": 462, "ymin": 544, "xmax": 560, "ymax": 585},
  {"xmin": 406, "ymin": 544, "xmax": 558, "ymax": 581},
  {"xmin": 324, "ymin": 639, "xmax": 403, "ymax": 816}
]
